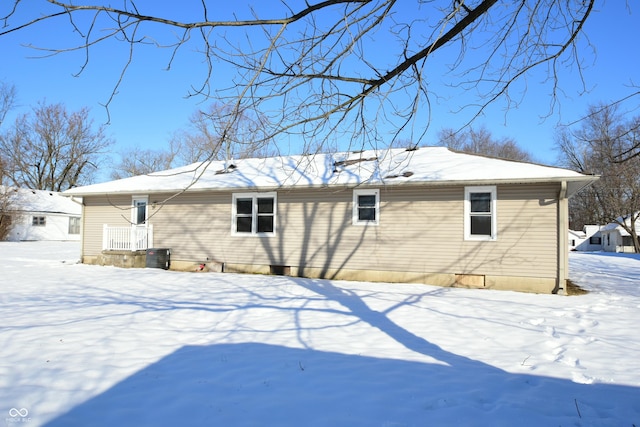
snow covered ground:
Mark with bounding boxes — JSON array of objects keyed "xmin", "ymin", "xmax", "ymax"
[{"xmin": 1, "ymin": 242, "xmax": 639, "ymax": 427}]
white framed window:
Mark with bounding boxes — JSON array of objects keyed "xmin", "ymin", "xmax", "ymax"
[
  {"xmin": 132, "ymin": 196, "xmax": 148, "ymax": 225},
  {"xmin": 32, "ymin": 216, "xmax": 46, "ymax": 226},
  {"xmin": 353, "ymin": 189, "xmax": 379, "ymax": 226},
  {"xmin": 232, "ymin": 192, "xmax": 277, "ymax": 236},
  {"xmin": 464, "ymin": 186, "xmax": 497, "ymax": 241},
  {"xmin": 68, "ymin": 216, "xmax": 81, "ymax": 234}
]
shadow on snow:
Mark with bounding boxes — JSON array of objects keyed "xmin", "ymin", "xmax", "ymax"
[
  {"xmin": 42, "ymin": 343, "xmax": 639, "ymax": 427},
  {"xmin": 43, "ymin": 278, "xmax": 639, "ymax": 427}
]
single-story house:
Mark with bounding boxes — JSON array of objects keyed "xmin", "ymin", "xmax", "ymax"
[
  {"xmin": 601, "ymin": 214, "xmax": 640, "ymax": 253},
  {"xmin": 64, "ymin": 147, "xmax": 598, "ymax": 294},
  {"xmin": 569, "ymin": 225, "xmax": 602, "ymax": 251},
  {"xmin": 2, "ymin": 187, "xmax": 82, "ymax": 241}
]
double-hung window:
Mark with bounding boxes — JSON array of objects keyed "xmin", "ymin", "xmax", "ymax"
[
  {"xmin": 353, "ymin": 189, "xmax": 379, "ymax": 226},
  {"xmin": 232, "ymin": 192, "xmax": 276, "ymax": 236},
  {"xmin": 68, "ymin": 216, "xmax": 81, "ymax": 234},
  {"xmin": 464, "ymin": 186, "xmax": 497, "ymax": 241}
]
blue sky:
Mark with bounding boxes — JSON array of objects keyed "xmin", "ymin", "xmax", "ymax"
[{"xmin": 1, "ymin": 1, "xmax": 638, "ymax": 178}]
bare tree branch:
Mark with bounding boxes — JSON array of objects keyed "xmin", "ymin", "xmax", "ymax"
[
  {"xmin": 0, "ymin": 102, "xmax": 113, "ymax": 191},
  {"xmin": 1, "ymin": 0, "xmax": 604, "ymax": 152},
  {"xmin": 556, "ymin": 103, "xmax": 640, "ymax": 251},
  {"xmin": 0, "ymin": 81, "xmax": 17, "ymax": 129}
]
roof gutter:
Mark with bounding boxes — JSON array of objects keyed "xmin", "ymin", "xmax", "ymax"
[
  {"xmin": 63, "ymin": 175, "xmax": 601, "ymax": 197},
  {"xmin": 66, "ymin": 195, "xmax": 84, "ymax": 206}
]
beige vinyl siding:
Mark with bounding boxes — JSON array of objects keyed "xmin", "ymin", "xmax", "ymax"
[
  {"xmin": 491, "ymin": 184, "xmax": 559, "ymax": 277},
  {"xmin": 150, "ymin": 191, "xmax": 232, "ymax": 262},
  {"xmin": 266, "ymin": 184, "xmax": 558, "ymax": 280},
  {"xmin": 82, "ymin": 195, "xmax": 133, "ymax": 256},
  {"xmin": 81, "ymin": 182, "xmax": 559, "ymax": 281}
]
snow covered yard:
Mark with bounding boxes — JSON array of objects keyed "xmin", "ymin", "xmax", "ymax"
[{"xmin": 1, "ymin": 242, "xmax": 639, "ymax": 427}]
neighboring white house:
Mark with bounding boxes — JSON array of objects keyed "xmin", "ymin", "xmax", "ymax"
[
  {"xmin": 600, "ymin": 214, "xmax": 640, "ymax": 253},
  {"xmin": 2, "ymin": 187, "xmax": 82, "ymax": 241},
  {"xmin": 568, "ymin": 225, "xmax": 602, "ymax": 251}
]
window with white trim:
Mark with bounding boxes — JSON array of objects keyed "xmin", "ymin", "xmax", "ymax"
[
  {"xmin": 132, "ymin": 196, "xmax": 148, "ymax": 225},
  {"xmin": 68, "ymin": 216, "xmax": 81, "ymax": 234},
  {"xmin": 32, "ymin": 216, "xmax": 46, "ymax": 226},
  {"xmin": 353, "ymin": 189, "xmax": 379, "ymax": 225},
  {"xmin": 464, "ymin": 186, "xmax": 497, "ymax": 240},
  {"xmin": 232, "ymin": 193, "xmax": 277, "ymax": 236}
]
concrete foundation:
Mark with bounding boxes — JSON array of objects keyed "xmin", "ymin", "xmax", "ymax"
[{"xmin": 81, "ymin": 256, "xmax": 557, "ymax": 293}]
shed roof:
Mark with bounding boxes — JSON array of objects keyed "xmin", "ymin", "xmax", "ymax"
[{"xmin": 64, "ymin": 147, "xmax": 598, "ymax": 197}]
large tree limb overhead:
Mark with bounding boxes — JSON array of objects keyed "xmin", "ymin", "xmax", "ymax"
[{"xmin": 1, "ymin": 1, "xmax": 598, "ymax": 152}]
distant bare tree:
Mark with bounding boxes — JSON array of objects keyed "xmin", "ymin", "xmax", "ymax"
[
  {"xmin": 171, "ymin": 103, "xmax": 274, "ymax": 164},
  {"xmin": 0, "ymin": 102, "xmax": 113, "ymax": 191},
  {"xmin": 0, "ymin": 84, "xmax": 18, "ymax": 237},
  {"xmin": 0, "ymin": 81, "xmax": 17, "ymax": 130},
  {"xmin": 563, "ymin": 93, "xmax": 640, "ymax": 163},
  {"xmin": 111, "ymin": 144, "xmax": 180, "ymax": 179},
  {"xmin": 610, "ymin": 115, "xmax": 640, "ymax": 163},
  {"xmin": 437, "ymin": 126, "xmax": 533, "ymax": 162},
  {"xmin": 0, "ymin": 1, "xmax": 602, "ymax": 153},
  {"xmin": 0, "ymin": 186, "xmax": 19, "ymax": 240},
  {"xmin": 0, "ymin": 82, "xmax": 18, "ymax": 186},
  {"xmin": 556, "ymin": 103, "xmax": 640, "ymax": 252}
]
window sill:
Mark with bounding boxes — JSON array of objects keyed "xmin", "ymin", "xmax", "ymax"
[
  {"xmin": 232, "ymin": 232, "xmax": 276, "ymax": 237},
  {"xmin": 464, "ymin": 235, "xmax": 497, "ymax": 241}
]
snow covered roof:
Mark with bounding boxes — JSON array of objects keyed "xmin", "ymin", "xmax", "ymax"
[
  {"xmin": 2, "ymin": 187, "xmax": 82, "ymax": 215},
  {"xmin": 569, "ymin": 229, "xmax": 586, "ymax": 238},
  {"xmin": 602, "ymin": 214, "xmax": 640, "ymax": 235},
  {"xmin": 64, "ymin": 147, "xmax": 598, "ymax": 197}
]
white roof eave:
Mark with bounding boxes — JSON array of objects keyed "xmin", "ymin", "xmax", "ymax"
[{"xmin": 64, "ymin": 175, "xmax": 599, "ymax": 197}]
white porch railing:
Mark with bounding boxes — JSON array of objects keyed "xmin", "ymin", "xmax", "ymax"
[{"xmin": 103, "ymin": 224, "xmax": 154, "ymax": 251}]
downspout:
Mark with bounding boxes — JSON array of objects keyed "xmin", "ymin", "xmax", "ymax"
[{"xmin": 557, "ymin": 181, "xmax": 568, "ymax": 295}]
